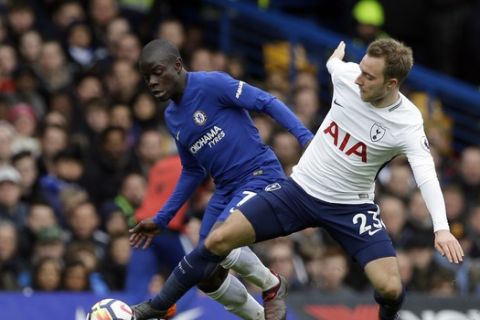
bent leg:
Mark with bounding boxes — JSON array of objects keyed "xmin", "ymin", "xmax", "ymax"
[
  {"xmin": 205, "ymin": 210, "xmax": 256, "ymax": 255},
  {"xmin": 365, "ymin": 257, "xmax": 404, "ymax": 320}
]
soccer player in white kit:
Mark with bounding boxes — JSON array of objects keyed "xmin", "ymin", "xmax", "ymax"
[{"xmin": 130, "ymin": 38, "xmax": 464, "ymax": 320}]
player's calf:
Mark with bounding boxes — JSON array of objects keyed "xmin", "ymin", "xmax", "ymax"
[{"xmin": 374, "ymin": 288, "xmax": 405, "ymax": 320}]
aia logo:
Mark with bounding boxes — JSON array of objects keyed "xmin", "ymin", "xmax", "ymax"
[
  {"xmin": 193, "ymin": 110, "xmax": 207, "ymax": 126},
  {"xmin": 370, "ymin": 123, "xmax": 386, "ymax": 142},
  {"xmin": 323, "ymin": 121, "xmax": 367, "ymax": 163}
]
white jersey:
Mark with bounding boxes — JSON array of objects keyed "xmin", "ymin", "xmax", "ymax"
[{"xmin": 292, "ymin": 58, "xmax": 441, "ymax": 214}]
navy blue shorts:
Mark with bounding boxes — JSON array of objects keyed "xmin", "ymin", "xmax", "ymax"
[
  {"xmin": 238, "ymin": 178, "xmax": 396, "ymax": 267},
  {"xmin": 199, "ymin": 171, "xmax": 286, "ymax": 241}
]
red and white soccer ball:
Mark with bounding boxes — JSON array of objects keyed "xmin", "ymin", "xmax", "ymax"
[{"xmin": 86, "ymin": 298, "xmax": 134, "ymax": 320}]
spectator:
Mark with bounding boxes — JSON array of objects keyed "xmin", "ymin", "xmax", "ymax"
[
  {"xmin": 266, "ymin": 239, "xmax": 308, "ymax": 291},
  {"xmin": 135, "ymin": 129, "xmax": 168, "ymax": 177},
  {"xmin": 114, "ymin": 32, "xmax": 142, "ymax": 66},
  {"xmin": 65, "ymin": 201, "xmax": 109, "ymax": 261},
  {"xmin": 62, "ymin": 259, "xmax": 90, "ymax": 292},
  {"xmin": 455, "ymin": 147, "xmax": 480, "ymax": 208},
  {"xmin": 0, "ymin": 165, "xmax": 28, "ymax": 229},
  {"xmin": 18, "ymin": 30, "xmax": 43, "ymax": 67},
  {"xmin": 39, "ymin": 146, "xmax": 86, "ymax": 226},
  {"xmin": 131, "ymin": 91, "xmax": 162, "ymax": 131},
  {"xmin": 102, "ymin": 173, "xmax": 146, "ymax": 229},
  {"xmin": 36, "ymin": 40, "xmax": 73, "ymax": 93},
  {"xmin": 307, "ymin": 246, "xmax": 354, "ymax": 295},
  {"xmin": 12, "ymin": 151, "xmax": 41, "ymax": 203},
  {"xmin": 83, "ymin": 126, "xmax": 137, "ymax": 205},
  {"xmin": 378, "ymin": 195, "xmax": 408, "ymax": 248},
  {"xmin": 102, "ymin": 232, "xmax": 131, "ymax": 290},
  {"xmin": 31, "ymin": 256, "xmax": 63, "ymax": 292},
  {"xmin": 0, "ymin": 121, "xmax": 16, "ymax": 164},
  {"xmin": 0, "ymin": 220, "xmax": 21, "ymax": 290}
]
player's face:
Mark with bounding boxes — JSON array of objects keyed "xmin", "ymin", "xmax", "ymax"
[
  {"xmin": 139, "ymin": 56, "xmax": 182, "ymax": 101},
  {"xmin": 355, "ymin": 55, "xmax": 391, "ymax": 104}
]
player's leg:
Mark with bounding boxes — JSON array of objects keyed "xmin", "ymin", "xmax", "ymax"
[
  {"xmin": 316, "ymin": 202, "xmax": 403, "ymax": 320},
  {"xmin": 197, "ymin": 193, "xmax": 265, "ymax": 319},
  {"xmin": 365, "ymin": 257, "xmax": 404, "ymax": 320},
  {"xmin": 133, "ymin": 181, "xmax": 305, "ymax": 320},
  {"xmin": 218, "ymin": 190, "xmax": 281, "ymax": 292},
  {"xmin": 207, "ymin": 180, "xmax": 312, "ymax": 320}
]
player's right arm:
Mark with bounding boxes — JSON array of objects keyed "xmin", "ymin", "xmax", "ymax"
[{"xmin": 130, "ymin": 141, "xmax": 207, "ymax": 249}]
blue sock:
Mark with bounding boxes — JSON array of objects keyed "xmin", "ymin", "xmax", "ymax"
[
  {"xmin": 150, "ymin": 243, "xmax": 225, "ymax": 310},
  {"xmin": 374, "ymin": 287, "xmax": 405, "ymax": 320}
]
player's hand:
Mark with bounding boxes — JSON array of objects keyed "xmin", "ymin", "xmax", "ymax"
[
  {"xmin": 434, "ymin": 229, "xmax": 464, "ymax": 264},
  {"xmin": 129, "ymin": 218, "xmax": 161, "ymax": 249},
  {"xmin": 329, "ymin": 41, "xmax": 346, "ymax": 62}
]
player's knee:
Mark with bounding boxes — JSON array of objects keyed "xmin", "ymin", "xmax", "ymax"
[
  {"xmin": 205, "ymin": 229, "xmax": 232, "ymax": 255},
  {"xmin": 376, "ymin": 277, "xmax": 403, "ymax": 300}
]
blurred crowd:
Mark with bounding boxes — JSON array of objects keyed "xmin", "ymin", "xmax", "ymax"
[{"xmin": 0, "ymin": 0, "xmax": 479, "ymax": 301}]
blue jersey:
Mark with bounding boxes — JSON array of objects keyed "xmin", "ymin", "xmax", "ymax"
[{"xmin": 153, "ymin": 71, "xmax": 313, "ymax": 228}]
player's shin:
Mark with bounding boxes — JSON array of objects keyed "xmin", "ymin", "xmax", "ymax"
[
  {"xmin": 150, "ymin": 244, "xmax": 225, "ymax": 311},
  {"xmin": 374, "ymin": 287, "xmax": 405, "ymax": 320},
  {"xmin": 222, "ymin": 247, "xmax": 279, "ymax": 291},
  {"xmin": 207, "ymin": 273, "xmax": 265, "ymax": 320}
]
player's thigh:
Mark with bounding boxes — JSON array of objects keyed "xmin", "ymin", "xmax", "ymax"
[
  {"xmin": 364, "ymin": 256, "xmax": 402, "ymax": 298},
  {"xmin": 318, "ymin": 203, "xmax": 396, "ymax": 268},
  {"xmin": 205, "ymin": 210, "xmax": 256, "ymax": 256}
]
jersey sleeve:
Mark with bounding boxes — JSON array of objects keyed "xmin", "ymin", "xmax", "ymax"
[
  {"xmin": 207, "ymin": 72, "xmax": 313, "ymax": 147},
  {"xmin": 327, "ymin": 58, "xmax": 360, "ymax": 88},
  {"xmin": 400, "ymin": 123, "xmax": 449, "ymax": 231},
  {"xmin": 152, "ymin": 141, "xmax": 207, "ymax": 229}
]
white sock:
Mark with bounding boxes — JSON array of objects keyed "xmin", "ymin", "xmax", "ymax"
[
  {"xmin": 221, "ymin": 247, "xmax": 279, "ymax": 291},
  {"xmin": 206, "ymin": 273, "xmax": 265, "ymax": 320}
]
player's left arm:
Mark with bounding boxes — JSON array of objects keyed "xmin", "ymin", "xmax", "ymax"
[
  {"xmin": 211, "ymin": 72, "xmax": 313, "ymax": 147},
  {"xmin": 402, "ymin": 125, "xmax": 464, "ymax": 264}
]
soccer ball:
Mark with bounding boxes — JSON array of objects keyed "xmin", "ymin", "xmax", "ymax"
[{"xmin": 86, "ymin": 299, "xmax": 134, "ymax": 320}]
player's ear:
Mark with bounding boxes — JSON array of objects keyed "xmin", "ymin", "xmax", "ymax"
[
  {"xmin": 175, "ymin": 58, "xmax": 183, "ymax": 73},
  {"xmin": 387, "ymin": 78, "xmax": 398, "ymax": 89}
]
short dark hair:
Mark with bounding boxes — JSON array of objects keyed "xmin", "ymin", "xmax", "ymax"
[
  {"xmin": 367, "ymin": 38, "xmax": 413, "ymax": 85},
  {"xmin": 141, "ymin": 39, "xmax": 181, "ymax": 64}
]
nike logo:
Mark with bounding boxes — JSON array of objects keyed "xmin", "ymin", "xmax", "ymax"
[
  {"xmin": 368, "ymin": 229, "xmax": 382, "ymax": 236},
  {"xmin": 333, "ymin": 99, "xmax": 344, "ymax": 108}
]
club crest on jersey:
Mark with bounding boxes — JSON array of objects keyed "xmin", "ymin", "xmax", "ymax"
[
  {"xmin": 265, "ymin": 183, "xmax": 281, "ymax": 192},
  {"xmin": 370, "ymin": 123, "xmax": 386, "ymax": 142},
  {"xmin": 193, "ymin": 110, "xmax": 207, "ymax": 126}
]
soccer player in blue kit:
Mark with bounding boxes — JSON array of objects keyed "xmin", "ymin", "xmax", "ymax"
[
  {"xmin": 131, "ymin": 38, "xmax": 465, "ymax": 320},
  {"xmin": 130, "ymin": 39, "xmax": 313, "ymax": 320}
]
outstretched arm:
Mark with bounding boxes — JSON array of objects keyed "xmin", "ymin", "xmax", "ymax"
[
  {"xmin": 130, "ymin": 142, "xmax": 206, "ymax": 249},
  {"xmin": 211, "ymin": 72, "xmax": 313, "ymax": 147},
  {"xmin": 404, "ymin": 129, "xmax": 464, "ymax": 264}
]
